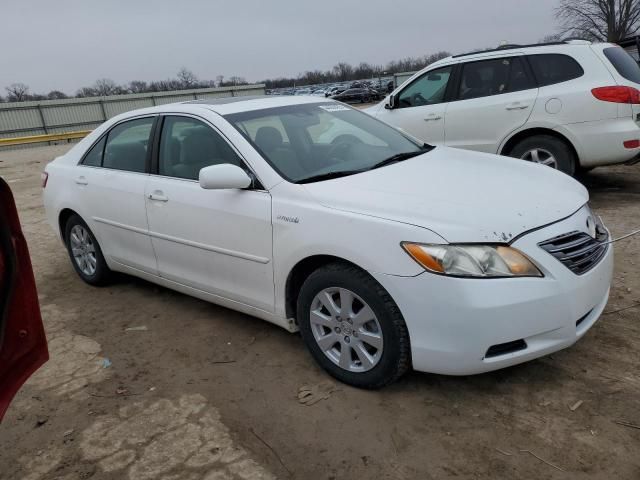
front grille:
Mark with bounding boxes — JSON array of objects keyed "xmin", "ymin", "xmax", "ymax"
[{"xmin": 538, "ymin": 231, "xmax": 608, "ymax": 275}]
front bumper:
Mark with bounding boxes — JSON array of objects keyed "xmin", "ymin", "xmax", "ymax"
[{"xmin": 373, "ymin": 206, "xmax": 614, "ymax": 375}]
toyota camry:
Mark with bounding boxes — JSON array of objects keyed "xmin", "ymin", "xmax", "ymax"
[{"xmin": 43, "ymin": 96, "xmax": 613, "ymax": 388}]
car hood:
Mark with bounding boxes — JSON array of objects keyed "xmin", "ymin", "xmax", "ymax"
[{"xmin": 303, "ymin": 147, "xmax": 588, "ymax": 243}]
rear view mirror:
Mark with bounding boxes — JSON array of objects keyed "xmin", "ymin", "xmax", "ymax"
[
  {"xmin": 199, "ymin": 164, "xmax": 252, "ymax": 190},
  {"xmin": 427, "ymin": 74, "xmax": 442, "ymax": 81}
]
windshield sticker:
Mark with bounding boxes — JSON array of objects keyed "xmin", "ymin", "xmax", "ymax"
[{"xmin": 319, "ymin": 104, "xmax": 351, "ymax": 112}]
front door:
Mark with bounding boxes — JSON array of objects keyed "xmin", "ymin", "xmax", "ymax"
[
  {"xmin": 374, "ymin": 65, "xmax": 454, "ymax": 145},
  {"xmin": 145, "ymin": 115, "xmax": 274, "ymax": 312}
]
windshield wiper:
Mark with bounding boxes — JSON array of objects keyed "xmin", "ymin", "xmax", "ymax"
[
  {"xmin": 369, "ymin": 149, "xmax": 429, "ymax": 170},
  {"xmin": 296, "ymin": 170, "xmax": 364, "ymax": 184}
]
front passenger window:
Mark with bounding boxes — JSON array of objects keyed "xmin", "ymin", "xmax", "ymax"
[
  {"xmin": 103, "ymin": 117, "xmax": 154, "ymax": 173},
  {"xmin": 398, "ymin": 66, "xmax": 452, "ymax": 108},
  {"xmin": 158, "ymin": 116, "xmax": 243, "ymax": 181}
]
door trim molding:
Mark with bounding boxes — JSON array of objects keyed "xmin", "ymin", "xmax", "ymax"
[{"xmin": 93, "ymin": 216, "xmax": 270, "ymax": 264}]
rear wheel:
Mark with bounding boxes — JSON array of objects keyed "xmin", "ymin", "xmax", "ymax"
[
  {"xmin": 64, "ymin": 214, "xmax": 112, "ymax": 286},
  {"xmin": 297, "ymin": 263, "xmax": 410, "ymax": 389},
  {"xmin": 509, "ymin": 135, "xmax": 576, "ymax": 176}
]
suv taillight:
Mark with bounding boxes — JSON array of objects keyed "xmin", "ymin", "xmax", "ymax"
[
  {"xmin": 591, "ymin": 86, "xmax": 640, "ymax": 104},
  {"xmin": 41, "ymin": 172, "xmax": 48, "ymax": 188}
]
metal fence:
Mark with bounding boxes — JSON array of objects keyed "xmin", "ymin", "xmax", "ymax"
[{"xmin": 0, "ymin": 84, "xmax": 265, "ymax": 149}]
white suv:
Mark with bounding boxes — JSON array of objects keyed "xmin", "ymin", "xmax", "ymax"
[{"xmin": 367, "ymin": 40, "xmax": 640, "ymax": 175}]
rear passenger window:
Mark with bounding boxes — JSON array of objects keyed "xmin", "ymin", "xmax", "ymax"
[
  {"xmin": 457, "ymin": 57, "xmax": 535, "ymax": 101},
  {"xmin": 603, "ymin": 47, "xmax": 640, "ymax": 84},
  {"xmin": 158, "ymin": 116, "xmax": 243, "ymax": 181},
  {"xmin": 82, "ymin": 136, "xmax": 106, "ymax": 167},
  {"xmin": 103, "ymin": 117, "xmax": 154, "ymax": 173},
  {"xmin": 527, "ymin": 54, "xmax": 584, "ymax": 87}
]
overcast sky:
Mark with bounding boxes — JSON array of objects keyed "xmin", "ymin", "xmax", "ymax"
[{"xmin": 1, "ymin": 0, "xmax": 559, "ymax": 94}]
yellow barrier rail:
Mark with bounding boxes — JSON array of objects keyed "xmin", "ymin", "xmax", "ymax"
[{"xmin": 0, "ymin": 130, "xmax": 92, "ymax": 147}]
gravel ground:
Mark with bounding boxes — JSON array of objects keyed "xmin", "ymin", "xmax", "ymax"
[{"xmin": 0, "ymin": 144, "xmax": 639, "ymax": 480}]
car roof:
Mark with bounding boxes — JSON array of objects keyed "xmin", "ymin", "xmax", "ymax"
[
  {"xmin": 180, "ymin": 95, "xmax": 331, "ymax": 115},
  {"xmin": 429, "ymin": 39, "xmax": 601, "ymax": 68}
]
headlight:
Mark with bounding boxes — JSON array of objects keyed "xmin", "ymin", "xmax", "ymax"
[{"xmin": 402, "ymin": 242, "xmax": 543, "ymax": 278}]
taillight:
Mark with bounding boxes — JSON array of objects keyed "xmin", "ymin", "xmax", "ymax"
[
  {"xmin": 41, "ymin": 172, "xmax": 48, "ymax": 188},
  {"xmin": 591, "ymin": 86, "xmax": 640, "ymax": 104}
]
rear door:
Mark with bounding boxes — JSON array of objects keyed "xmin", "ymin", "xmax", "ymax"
[
  {"xmin": 0, "ymin": 178, "xmax": 48, "ymax": 421},
  {"xmin": 75, "ymin": 116, "xmax": 158, "ymax": 274},
  {"xmin": 444, "ymin": 56, "xmax": 538, "ymax": 153},
  {"xmin": 373, "ymin": 65, "xmax": 454, "ymax": 145}
]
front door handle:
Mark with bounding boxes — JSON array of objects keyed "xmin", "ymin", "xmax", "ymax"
[
  {"xmin": 75, "ymin": 176, "xmax": 88, "ymax": 186},
  {"xmin": 148, "ymin": 192, "xmax": 168, "ymax": 202},
  {"xmin": 424, "ymin": 115, "xmax": 443, "ymax": 122},
  {"xmin": 506, "ymin": 104, "xmax": 529, "ymax": 110}
]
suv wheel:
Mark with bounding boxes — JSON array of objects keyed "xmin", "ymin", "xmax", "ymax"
[
  {"xmin": 297, "ymin": 263, "xmax": 410, "ymax": 389},
  {"xmin": 64, "ymin": 214, "xmax": 112, "ymax": 286},
  {"xmin": 509, "ymin": 135, "xmax": 576, "ymax": 176}
]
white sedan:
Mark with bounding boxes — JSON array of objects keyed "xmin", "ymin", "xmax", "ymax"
[{"xmin": 43, "ymin": 96, "xmax": 613, "ymax": 388}]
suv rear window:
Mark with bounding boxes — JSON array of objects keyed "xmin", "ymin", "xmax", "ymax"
[
  {"xmin": 527, "ymin": 54, "xmax": 584, "ymax": 87},
  {"xmin": 603, "ymin": 47, "xmax": 640, "ymax": 84}
]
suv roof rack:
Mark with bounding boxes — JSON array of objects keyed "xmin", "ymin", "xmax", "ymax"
[{"xmin": 452, "ymin": 40, "xmax": 591, "ymax": 59}]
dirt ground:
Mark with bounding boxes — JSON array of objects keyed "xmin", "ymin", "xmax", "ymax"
[{"xmin": 0, "ymin": 143, "xmax": 639, "ymax": 480}]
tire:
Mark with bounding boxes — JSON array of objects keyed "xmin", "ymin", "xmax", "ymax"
[
  {"xmin": 64, "ymin": 214, "xmax": 112, "ymax": 286},
  {"xmin": 508, "ymin": 135, "xmax": 576, "ymax": 176},
  {"xmin": 297, "ymin": 263, "xmax": 410, "ymax": 389}
]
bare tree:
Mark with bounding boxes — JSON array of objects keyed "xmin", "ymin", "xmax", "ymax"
[
  {"xmin": 47, "ymin": 90, "xmax": 68, "ymax": 100},
  {"xmin": 128, "ymin": 80, "xmax": 148, "ymax": 94},
  {"xmin": 5, "ymin": 83, "xmax": 30, "ymax": 102},
  {"xmin": 557, "ymin": 0, "xmax": 640, "ymax": 42},
  {"xmin": 177, "ymin": 68, "xmax": 198, "ymax": 88},
  {"xmin": 540, "ymin": 33, "xmax": 563, "ymax": 43},
  {"xmin": 333, "ymin": 62, "xmax": 354, "ymax": 81},
  {"xmin": 215, "ymin": 75, "xmax": 224, "ymax": 87},
  {"xmin": 228, "ymin": 76, "xmax": 247, "ymax": 86},
  {"xmin": 93, "ymin": 78, "xmax": 119, "ymax": 96}
]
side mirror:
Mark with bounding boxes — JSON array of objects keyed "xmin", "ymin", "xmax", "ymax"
[
  {"xmin": 385, "ymin": 94, "xmax": 397, "ymax": 110},
  {"xmin": 199, "ymin": 164, "xmax": 252, "ymax": 190}
]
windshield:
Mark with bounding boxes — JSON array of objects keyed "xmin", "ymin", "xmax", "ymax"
[{"xmin": 225, "ymin": 102, "xmax": 425, "ymax": 183}]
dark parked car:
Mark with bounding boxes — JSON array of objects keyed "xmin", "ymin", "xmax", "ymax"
[
  {"xmin": 0, "ymin": 177, "xmax": 48, "ymax": 421},
  {"xmin": 330, "ymin": 88, "xmax": 374, "ymax": 103}
]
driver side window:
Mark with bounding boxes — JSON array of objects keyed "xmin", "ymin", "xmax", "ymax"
[
  {"xmin": 398, "ymin": 66, "xmax": 453, "ymax": 108},
  {"xmin": 158, "ymin": 116, "xmax": 243, "ymax": 181}
]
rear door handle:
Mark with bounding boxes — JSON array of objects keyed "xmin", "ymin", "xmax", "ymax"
[
  {"xmin": 424, "ymin": 115, "xmax": 443, "ymax": 122},
  {"xmin": 75, "ymin": 176, "xmax": 88, "ymax": 186},
  {"xmin": 506, "ymin": 104, "xmax": 529, "ymax": 110},
  {"xmin": 148, "ymin": 192, "xmax": 168, "ymax": 202}
]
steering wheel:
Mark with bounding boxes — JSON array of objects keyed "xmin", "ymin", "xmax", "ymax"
[
  {"xmin": 411, "ymin": 92, "xmax": 428, "ymax": 106},
  {"xmin": 327, "ymin": 135, "xmax": 363, "ymax": 161}
]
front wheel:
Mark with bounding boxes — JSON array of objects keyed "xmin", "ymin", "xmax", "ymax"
[
  {"xmin": 297, "ymin": 263, "xmax": 411, "ymax": 389},
  {"xmin": 508, "ymin": 135, "xmax": 576, "ymax": 176}
]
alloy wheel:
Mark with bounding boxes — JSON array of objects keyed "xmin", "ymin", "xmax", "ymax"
[
  {"xmin": 69, "ymin": 225, "xmax": 97, "ymax": 276},
  {"xmin": 309, "ymin": 287, "xmax": 383, "ymax": 372},
  {"xmin": 520, "ymin": 148, "xmax": 558, "ymax": 169}
]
